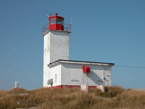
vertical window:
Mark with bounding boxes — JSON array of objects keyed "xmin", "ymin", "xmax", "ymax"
[
  {"xmin": 57, "ymin": 18, "xmax": 64, "ymax": 25},
  {"xmin": 55, "ymin": 74, "xmax": 57, "ymax": 82},
  {"xmin": 51, "ymin": 18, "xmax": 56, "ymax": 24}
]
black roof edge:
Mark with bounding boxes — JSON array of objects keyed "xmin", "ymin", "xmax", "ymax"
[{"xmin": 48, "ymin": 59, "xmax": 115, "ymax": 66}]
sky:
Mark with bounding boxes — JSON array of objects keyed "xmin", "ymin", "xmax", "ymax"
[{"xmin": 0, "ymin": 0, "xmax": 145, "ymax": 90}]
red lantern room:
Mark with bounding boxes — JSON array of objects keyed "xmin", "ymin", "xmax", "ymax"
[
  {"xmin": 42, "ymin": 13, "xmax": 71, "ymax": 35},
  {"xmin": 49, "ymin": 13, "xmax": 64, "ymax": 31}
]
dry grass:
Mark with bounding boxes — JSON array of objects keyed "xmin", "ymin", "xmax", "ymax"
[{"xmin": 0, "ymin": 86, "xmax": 144, "ymax": 109}]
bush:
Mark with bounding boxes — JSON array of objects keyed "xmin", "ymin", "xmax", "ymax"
[
  {"xmin": 103, "ymin": 86, "xmax": 125, "ymax": 98},
  {"xmin": 0, "ymin": 86, "xmax": 144, "ymax": 109},
  {"xmin": 89, "ymin": 86, "xmax": 125, "ymax": 98},
  {"xmin": 116, "ymin": 89, "xmax": 145, "ymax": 108},
  {"xmin": 9, "ymin": 88, "xmax": 28, "ymax": 94}
]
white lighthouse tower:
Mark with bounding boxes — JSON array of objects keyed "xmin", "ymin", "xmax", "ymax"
[
  {"xmin": 42, "ymin": 13, "xmax": 114, "ymax": 88},
  {"xmin": 42, "ymin": 13, "xmax": 71, "ymax": 87}
]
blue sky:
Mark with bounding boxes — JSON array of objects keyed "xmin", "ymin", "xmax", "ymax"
[{"xmin": 0, "ymin": 0, "xmax": 145, "ymax": 90}]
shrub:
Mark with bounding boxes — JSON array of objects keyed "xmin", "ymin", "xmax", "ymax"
[
  {"xmin": 103, "ymin": 86, "xmax": 125, "ymax": 98},
  {"xmin": 116, "ymin": 89, "xmax": 145, "ymax": 108},
  {"xmin": 0, "ymin": 86, "xmax": 144, "ymax": 109},
  {"xmin": 9, "ymin": 88, "xmax": 28, "ymax": 94}
]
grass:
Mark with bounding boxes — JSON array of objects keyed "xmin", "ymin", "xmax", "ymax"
[{"xmin": 0, "ymin": 86, "xmax": 144, "ymax": 109}]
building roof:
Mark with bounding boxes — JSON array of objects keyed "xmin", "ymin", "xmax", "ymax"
[{"xmin": 48, "ymin": 59, "xmax": 115, "ymax": 67}]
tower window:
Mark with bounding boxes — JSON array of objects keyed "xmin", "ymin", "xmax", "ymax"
[
  {"xmin": 55, "ymin": 74, "xmax": 57, "ymax": 82},
  {"xmin": 47, "ymin": 79, "xmax": 53, "ymax": 85}
]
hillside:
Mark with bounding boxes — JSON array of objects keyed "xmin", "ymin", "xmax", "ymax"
[{"xmin": 0, "ymin": 86, "xmax": 145, "ymax": 109}]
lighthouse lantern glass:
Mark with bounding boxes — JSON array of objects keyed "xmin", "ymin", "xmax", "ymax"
[
  {"xmin": 51, "ymin": 18, "xmax": 56, "ymax": 24},
  {"xmin": 57, "ymin": 18, "xmax": 64, "ymax": 25}
]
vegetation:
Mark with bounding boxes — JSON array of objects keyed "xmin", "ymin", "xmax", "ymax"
[{"xmin": 0, "ymin": 86, "xmax": 145, "ymax": 109}]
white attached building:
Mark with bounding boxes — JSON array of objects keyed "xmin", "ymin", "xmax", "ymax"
[{"xmin": 42, "ymin": 13, "xmax": 114, "ymax": 88}]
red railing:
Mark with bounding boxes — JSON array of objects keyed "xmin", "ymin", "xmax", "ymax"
[
  {"xmin": 64, "ymin": 24, "xmax": 71, "ymax": 32},
  {"xmin": 42, "ymin": 23, "xmax": 71, "ymax": 34},
  {"xmin": 42, "ymin": 23, "xmax": 49, "ymax": 34}
]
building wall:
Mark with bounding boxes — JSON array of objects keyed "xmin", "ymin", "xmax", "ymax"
[
  {"xmin": 43, "ymin": 32, "xmax": 50, "ymax": 87},
  {"xmin": 103, "ymin": 67, "xmax": 112, "ymax": 86},
  {"xmin": 49, "ymin": 64, "xmax": 61, "ymax": 87},
  {"xmin": 61, "ymin": 63, "xmax": 112, "ymax": 86},
  {"xmin": 43, "ymin": 31, "xmax": 70, "ymax": 87},
  {"xmin": 46, "ymin": 63, "xmax": 112, "ymax": 87},
  {"xmin": 50, "ymin": 31, "xmax": 69, "ymax": 63}
]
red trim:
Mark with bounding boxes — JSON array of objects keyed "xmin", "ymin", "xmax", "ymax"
[
  {"xmin": 49, "ymin": 16, "xmax": 64, "ymax": 20},
  {"xmin": 45, "ymin": 85, "xmax": 97, "ymax": 89}
]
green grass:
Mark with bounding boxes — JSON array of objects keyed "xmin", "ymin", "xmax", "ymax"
[{"xmin": 0, "ymin": 86, "xmax": 144, "ymax": 109}]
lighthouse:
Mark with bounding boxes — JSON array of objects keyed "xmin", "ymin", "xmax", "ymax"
[
  {"xmin": 42, "ymin": 13, "xmax": 71, "ymax": 87},
  {"xmin": 42, "ymin": 13, "xmax": 114, "ymax": 88}
]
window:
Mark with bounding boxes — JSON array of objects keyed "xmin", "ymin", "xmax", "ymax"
[
  {"xmin": 57, "ymin": 18, "xmax": 64, "ymax": 25},
  {"xmin": 47, "ymin": 79, "xmax": 53, "ymax": 85},
  {"xmin": 55, "ymin": 74, "xmax": 57, "ymax": 82},
  {"xmin": 51, "ymin": 18, "xmax": 56, "ymax": 24}
]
